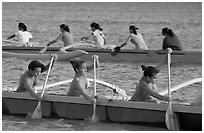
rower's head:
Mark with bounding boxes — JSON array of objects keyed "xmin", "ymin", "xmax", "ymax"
[
  {"xmin": 18, "ymin": 22, "xmax": 27, "ymax": 31},
  {"xmin": 70, "ymin": 58, "xmax": 87, "ymax": 76},
  {"xmin": 60, "ymin": 24, "xmax": 70, "ymax": 33},
  {"xmin": 162, "ymin": 27, "xmax": 174, "ymax": 37},
  {"xmin": 90, "ymin": 22, "xmax": 103, "ymax": 31},
  {"xmin": 129, "ymin": 25, "xmax": 138, "ymax": 35},
  {"xmin": 141, "ymin": 65, "xmax": 159, "ymax": 84},
  {"xmin": 28, "ymin": 60, "xmax": 44, "ymax": 77}
]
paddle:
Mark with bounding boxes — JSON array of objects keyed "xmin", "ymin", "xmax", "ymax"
[
  {"xmin": 110, "ymin": 43, "xmax": 126, "ymax": 56},
  {"xmin": 3, "ymin": 39, "xmax": 19, "ymax": 45},
  {"xmin": 31, "ymin": 56, "xmax": 54, "ymax": 119},
  {"xmin": 39, "ymin": 46, "xmax": 48, "ymax": 54},
  {"xmin": 39, "ymin": 42, "xmax": 96, "ymax": 54},
  {"xmin": 165, "ymin": 48, "xmax": 180, "ymax": 130},
  {"xmin": 90, "ymin": 55, "xmax": 99, "ymax": 122}
]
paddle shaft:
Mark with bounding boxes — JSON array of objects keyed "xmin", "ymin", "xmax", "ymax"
[
  {"xmin": 31, "ymin": 56, "xmax": 54, "ymax": 119},
  {"xmin": 93, "ymin": 57, "xmax": 97, "ymax": 98},
  {"xmin": 167, "ymin": 49, "xmax": 171, "ymax": 101},
  {"xmin": 40, "ymin": 57, "xmax": 55, "ymax": 97},
  {"xmin": 166, "ymin": 48, "xmax": 180, "ymax": 130},
  {"xmin": 90, "ymin": 55, "xmax": 99, "ymax": 122},
  {"xmin": 3, "ymin": 39, "xmax": 19, "ymax": 44}
]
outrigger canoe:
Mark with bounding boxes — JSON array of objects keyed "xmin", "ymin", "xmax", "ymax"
[
  {"xmin": 2, "ymin": 91, "xmax": 201, "ymax": 131},
  {"xmin": 2, "ymin": 45, "xmax": 202, "ymax": 64},
  {"xmin": 2, "ymin": 77, "xmax": 202, "ymax": 131},
  {"xmin": 2, "ymin": 50, "xmax": 88, "ymax": 61}
]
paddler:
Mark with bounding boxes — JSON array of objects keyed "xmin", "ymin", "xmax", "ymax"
[
  {"xmin": 44, "ymin": 24, "xmax": 74, "ymax": 53},
  {"xmin": 16, "ymin": 55, "xmax": 57, "ymax": 100},
  {"xmin": 81, "ymin": 22, "xmax": 107, "ymax": 49},
  {"xmin": 66, "ymin": 56, "xmax": 99, "ymax": 104},
  {"xmin": 118, "ymin": 25, "xmax": 148, "ymax": 50},
  {"xmin": 7, "ymin": 22, "xmax": 33, "ymax": 47},
  {"xmin": 130, "ymin": 65, "xmax": 169, "ymax": 103},
  {"xmin": 161, "ymin": 27, "xmax": 182, "ymax": 51}
]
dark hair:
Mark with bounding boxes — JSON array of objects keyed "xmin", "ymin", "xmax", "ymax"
[
  {"xmin": 28, "ymin": 60, "xmax": 44, "ymax": 71},
  {"xmin": 70, "ymin": 58, "xmax": 86, "ymax": 73},
  {"xmin": 129, "ymin": 25, "xmax": 138, "ymax": 35},
  {"xmin": 60, "ymin": 24, "xmax": 70, "ymax": 33},
  {"xmin": 141, "ymin": 65, "xmax": 159, "ymax": 78},
  {"xmin": 18, "ymin": 22, "xmax": 27, "ymax": 31},
  {"xmin": 162, "ymin": 27, "xmax": 174, "ymax": 37},
  {"xmin": 90, "ymin": 22, "xmax": 103, "ymax": 31}
]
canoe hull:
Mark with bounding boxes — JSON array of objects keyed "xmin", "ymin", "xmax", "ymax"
[
  {"xmin": 2, "ymin": 91, "xmax": 202, "ymax": 130},
  {"xmin": 2, "ymin": 46, "xmax": 202, "ymax": 64},
  {"xmin": 2, "ymin": 50, "xmax": 88, "ymax": 61}
]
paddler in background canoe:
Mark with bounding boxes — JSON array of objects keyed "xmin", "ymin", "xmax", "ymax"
[
  {"xmin": 39, "ymin": 24, "xmax": 74, "ymax": 54},
  {"xmin": 6, "ymin": 22, "xmax": 33, "ymax": 47},
  {"xmin": 16, "ymin": 55, "xmax": 57, "ymax": 100},
  {"xmin": 146, "ymin": 27, "xmax": 183, "ymax": 57},
  {"xmin": 162, "ymin": 27, "xmax": 182, "ymax": 51},
  {"xmin": 81, "ymin": 22, "xmax": 107, "ymax": 49},
  {"xmin": 66, "ymin": 56, "xmax": 99, "ymax": 104},
  {"xmin": 110, "ymin": 25, "xmax": 148, "ymax": 56}
]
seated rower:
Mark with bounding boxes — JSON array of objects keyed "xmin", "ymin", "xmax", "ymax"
[
  {"xmin": 162, "ymin": 27, "xmax": 182, "ymax": 51},
  {"xmin": 16, "ymin": 56, "xmax": 56, "ymax": 100},
  {"xmin": 66, "ymin": 57, "xmax": 99, "ymax": 104},
  {"xmin": 81, "ymin": 22, "xmax": 107, "ymax": 49},
  {"xmin": 119, "ymin": 25, "xmax": 148, "ymax": 50},
  {"xmin": 45, "ymin": 24, "xmax": 74, "ymax": 52},
  {"xmin": 130, "ymin": 65, "xmax": 169, "ymax": 103},
  {"xmin": 7, "ymin": 22, "xmax": 33, "ymax": 47}
]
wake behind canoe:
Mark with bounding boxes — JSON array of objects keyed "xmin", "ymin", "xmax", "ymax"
[{"xmin": 2, "ymin": 50, "xmax": 88, "ymax": 61}]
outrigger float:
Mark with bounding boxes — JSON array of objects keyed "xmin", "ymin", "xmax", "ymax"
[
  {"xmin": 2, "ymin": 45, "xmax": 202, "ymax": 64},
  {"xmin": 2, "ymin": 78, "xmax": 202, "ymax": 131}
]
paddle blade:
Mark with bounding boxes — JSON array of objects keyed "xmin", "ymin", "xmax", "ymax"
[
  {"xmin": 110, "ymin": 46, "xmax": 121, "ymax": 56},
  {"xmin": 165, "ymin": 103, "xmax": 180, "ymax": 130},
  {"xmin": 31, "ymin": 102, "xmax": 42, "ymax": 119},
  {"xmin": 90, "ymin": 114, "xmax": 99, "ymax": 123},
  {"xmin": 39, "ymin": 46, "xmax": 48, "ymax": 54},
  {"xmin": 90, "ymin": 99, "xmax": 99, "ymax": 122}
]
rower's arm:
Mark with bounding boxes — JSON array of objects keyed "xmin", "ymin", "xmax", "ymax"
[
  {"xmin": 24, "ymin": 78, "xmax": 40, "ymax": 100},
  {"xmin": 86, "ymin": 60, "xmax": 99, "ymax": 72},
  {"xmin": 7, "ymin": 34, "xmax": 15, "ymax": 40},
  {"xmin": 47, "ymin": 34, "xmax": 62, "ymax": 46},
  {"xmin": 81, "ymin": 33, "xmax": 93, "ymax": 41},
  {"xmin": 121, "ymin": 35, "xmax": 131, "ymax": 48},
  {"xmin": 41, "ymin": 60, "xmax": 55, "ymax": 73},
  {"xmin": 76, "ymin": 79, "xmax": 93, "ymax": 103},
  {"xmin": 144, "ymin": 84, "xmax": 169, "ymax": 101}
]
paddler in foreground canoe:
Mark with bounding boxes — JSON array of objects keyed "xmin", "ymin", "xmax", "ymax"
[
  {"xmin": 130, "ymin": 65, "xmax": 182, "ymax": 103},
  {"xmin": 66, "ymin": 56, "xmax": 99, "ymax": 104},
  {"xmin": 16, "ymin": 55, "xmax": 57, "ymax": 100}
]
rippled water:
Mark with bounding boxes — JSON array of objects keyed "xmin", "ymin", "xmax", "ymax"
[{"xmin": 2, "ymin": 2, "xmax": 202, "ymax": 131}]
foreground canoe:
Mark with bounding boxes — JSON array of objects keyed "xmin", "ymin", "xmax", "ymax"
[
  {"xmin": 2, "ymin": 46, "xmax": 202, "ymax": 64},
  {"xmin": 2, "ymin": 50, "xmax": 88, "ymax": 61},
  {"xmin": 2, "ymin": 91, "xmax": 201, "ymax": 130}
]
